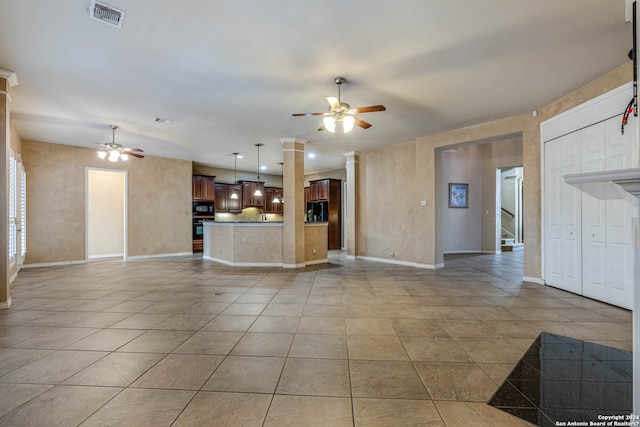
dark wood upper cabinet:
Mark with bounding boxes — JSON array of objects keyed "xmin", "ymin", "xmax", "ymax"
[
  {"xmin": 227, "ymin": 183, "xmax": 242, "ymax": 212},
  {"xmin": 192, "ymin": 175, "xmax": 215, "ymax": 202},
  {"xmin": 240, "ymin": 180, "xmax": 264, "ymax": 208},
  {"xmin": 214, "ymin": 183, "xmax": 228, "ymax": 212},
  {"xmin": 264, "ymin": 187, "xmax": 284, "ymax": 214}
]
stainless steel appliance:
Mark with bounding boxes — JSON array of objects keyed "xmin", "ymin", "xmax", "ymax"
[
  {"xmin": 193, "ymin": 218, "xmax": 204, "ymax": 240},
  {"xmin": 193, "ymin": 202, "xmax": 214, "ymax": 216}
]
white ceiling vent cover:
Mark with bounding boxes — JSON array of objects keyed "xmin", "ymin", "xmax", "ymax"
[{"xmin": 89, "ymin": 1, "xmax": 125, "ymax": 28}]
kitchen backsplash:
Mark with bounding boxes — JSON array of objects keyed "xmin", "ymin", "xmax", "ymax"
[{"xmin": 215, "ymin": 208, "xmax": 283, "ymax": 222}]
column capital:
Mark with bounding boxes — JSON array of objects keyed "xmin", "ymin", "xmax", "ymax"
[
  {"xmin": 343, "ymin": 151, "xmax": 360, "ymax": 158},
  {"xmin": 279, "ymin": 137, "xmax": 308, "ymax": 145},
  {"xmin": 0, "ymin": 69, "xmax": 18, "ymax": 87}
]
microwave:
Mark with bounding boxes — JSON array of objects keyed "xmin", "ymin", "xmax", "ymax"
[{"xmin": 193, "ymin": 202, "xmax": 214, "ymax": 215}]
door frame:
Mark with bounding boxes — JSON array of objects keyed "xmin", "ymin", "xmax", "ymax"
[{"xmin": 85, "ymin": 167, "xmax": 128, "ymax": 261}]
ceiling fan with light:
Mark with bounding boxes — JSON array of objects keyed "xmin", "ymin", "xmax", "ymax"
[
  {"xmin": 292, "ymin": 77, "xmax": 386, "ymax": 133},
  {"xmin": 95, "ymin": 125, "xmax": 144, "ymax": 162}
]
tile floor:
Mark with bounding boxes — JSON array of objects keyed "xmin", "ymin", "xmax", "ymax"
[{"xmin": 0, "ymin": 251, "xmax": 632, "ymax": 426}]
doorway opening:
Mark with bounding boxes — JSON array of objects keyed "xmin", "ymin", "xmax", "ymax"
[
  {"xmin": 86, "ymin": 168, "xmax": 127, "ymax": 261},
  {"xmin": 498, "ymin": 166, "xmax": 523, "ymax": 252}
]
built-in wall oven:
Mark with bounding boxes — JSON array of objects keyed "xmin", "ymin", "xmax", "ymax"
[{"xmin": 193, "ymin": 218, "xmax": 204, "ymax": 240}]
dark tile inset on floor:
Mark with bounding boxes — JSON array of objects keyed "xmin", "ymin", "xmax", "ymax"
[{"xmin": 488, "ymin": 332, "xmax": 633, "ymax": 426}]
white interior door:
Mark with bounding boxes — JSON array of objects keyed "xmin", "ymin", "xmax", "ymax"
[{"xmin": 87, "ymin": 169, "xmax": 127, "ymax": 260}]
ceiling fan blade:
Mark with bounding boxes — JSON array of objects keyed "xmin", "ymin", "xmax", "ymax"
[
  {"xmin": 127, "ymin": 152, "xmax": 144, "ymax": 159},
  {"xmin": 351, "ymin": 105, "xmax": 386, "ymax": 114},
  {"xmin": 124, "ymin": 147, "xmax": 144, "ymax": 152},
  {"xmin": 354, "ymin": 117, "xmax": 372, "ymax": 129},
  {"xmin": 317, "ymin": 124, "xmax": 326, "ymax": 131},
  {"xmin": 326, "ymin": 96, "xmax": 340, "ymax": 110},
  {"xmin": 292, "ymin": 112, "xmax": 326, "ymax": 117}
]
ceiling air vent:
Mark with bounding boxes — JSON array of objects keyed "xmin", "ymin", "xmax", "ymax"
[{"xmin": 89, "ymin": 0, "xmax": 125, "ymax": 28}]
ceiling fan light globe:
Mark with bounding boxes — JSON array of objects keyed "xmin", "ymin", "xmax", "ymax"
[
  {"xmin": 342, "ymin": 115, "xmax": 355, "ymax": 133},
  {"xmin": 323, "ymin": 116, "xmax": 336, "ymax": 133},
  {"xmin": 120, "ymin": 153, "xmax": 129, "ymax": 161},
  {"xmin": 97, "ymin": 150, "xmax": 107, "ymax": 159},
  {"xmin": 108, "ymin": 150, "xmax": 120, "ymax": 162}
]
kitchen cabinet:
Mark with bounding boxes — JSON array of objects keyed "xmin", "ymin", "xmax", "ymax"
[
  {"xmin": 240, "ymin": 180, "xmax": 264, "ymax": 208},
  {"xmin": 192, "ymin": 175, "xmax": 215, "ymax": 201},
  {"xmin": 304, "ymin": 187, "xmax": 310, "ymax": 205},
  {"xmin": 308, "ymin": 179, "xmax": 342, "ymax": 250},
  {"xmin": 214, "ymin": 183, "xmax": 228, "ymax": 212},
  {"xmin": 227, "ymin": 184, "xmax": 242, "ymax": 212},
  {"xmin": 264, "ymin": 187, "xmax": 284, "ymax": 214}
]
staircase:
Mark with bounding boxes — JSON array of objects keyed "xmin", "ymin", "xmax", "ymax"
[{"xmin": 501, "ymin": 238, "xmax": 524, "ymax": 252}]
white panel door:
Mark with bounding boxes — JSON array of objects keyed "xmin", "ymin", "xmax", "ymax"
[
  {"xmin": 544, "ymin": 139, "xmax": 563, "ymax": 287},
  {"xmin": 606, "ymin": 114, "xmax": 636, "ymax": 170},
  {"xmin": 560, "ymin": 132, "xmax": 582, "ymax": 294},
  {"xmin": 581, "ymin": 123, "xmax": 606, "ymax": 301},
  {"xmin": 606, "ymin": 197, "xmax": 635, "ymax": 309}
]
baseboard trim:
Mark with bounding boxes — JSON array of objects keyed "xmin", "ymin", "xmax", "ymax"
[
  {"xmin": 127, "ymin": 252, "xmax": 193, "ymax": 260},
  {"xmin": 415, "ymin": 262, "xmax": 445, "ymax": 269},
  {"xmin": 282, "ymin": 263, "xmax": 306, "ymax": 269},
  {"xmin": 443, "ymin": 250, "xmax": 482, "ymax": 254},
  {"xmin": 88, "ymin": 253, "xmax": 124, "ymax": 259},
  {"xmin": 357, "ymin": 256, "xmax": 417, "ymax": 267},
  {"xmin": 203, "ymin": 255, "xmax": 283, "ymax": 267},
  {"xmin": 23, "ymin": 260, "xmax": 86, "ymax": 268},
  {"xmin": 305, "ymin": 258, "xmax": 329, "ymax": 266},
  {"xmin": 345, "ymin": 255, "xmax": 356, "ymax": 260},
  {"xmin": 9, "ymin": 271, "xmax": 18, "ymax": 284},
  {"xmin": 0, "ymin": 298, "xmax": 12, "ymax": 309},
  {"xmin": 523, "ymin": 276, "xmax": 545, "ymax": 285}
]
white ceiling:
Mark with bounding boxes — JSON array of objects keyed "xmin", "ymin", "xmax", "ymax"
[{"xmin": 0, "ymin": 0, "xmax": 632, "ymax": 175}]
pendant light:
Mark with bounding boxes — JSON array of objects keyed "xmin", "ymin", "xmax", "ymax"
[
  {"xmin": 272, "ymin": 162, "xmax": 283, "ymax": 204},
  {"xmin": 254, "ymin": 143, "xmax": 263, "ymax": 197},
  {"xmin": 230, "ymin": 152, "xmax": 240, "ymax": 200}
]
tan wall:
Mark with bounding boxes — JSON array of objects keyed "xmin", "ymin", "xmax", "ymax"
[
  {"xmin": 10, "ymin": 121, "xmax": 21, "ymax": 154},
  {"xmin": 304, "ymin": 168, "xmax": 346, "ymax": 186},
  {"xmin": 22, "ymin": 140, "xmax": 192, "ymax": 264},
  {"xmin": 355, "ymin": 62, "xmax": 632, "ymax": 278}
]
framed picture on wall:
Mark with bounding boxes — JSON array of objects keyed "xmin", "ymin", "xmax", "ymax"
[{"xmin": 449, "ymin": 183, "xmax": 469, "ymax": 208}]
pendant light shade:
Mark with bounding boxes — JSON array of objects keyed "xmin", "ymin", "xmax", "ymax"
[{"xmin": 254, "ymin": 143, "xmax": 263, "ymax": 197}]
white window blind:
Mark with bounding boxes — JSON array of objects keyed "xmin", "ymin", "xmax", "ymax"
[
  {"xmin": 8, "ymin": 151, "xmax": 16, "ymax": 265},
  {"xmin": 20, "ymin": 165, "xmax": 26, "ymax": 258}
]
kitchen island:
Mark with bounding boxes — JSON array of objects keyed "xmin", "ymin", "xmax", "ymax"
[{"xmin": 202, "ymin": 221, "xmax": 328, "ymax": 267}]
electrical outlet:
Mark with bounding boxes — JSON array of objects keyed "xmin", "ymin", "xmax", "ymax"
[
  {"xmin": 312, "ymin": 249, "xmax": 316, "ymax": 254},
  {"xmin": 390, "ymin": 251, "xmax": 395, "ymax": 257}
]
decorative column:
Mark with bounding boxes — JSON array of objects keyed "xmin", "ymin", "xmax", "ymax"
[
  {"xmin": 343, "ymin": 151, "xmax": 359, "ymax": 259},
  {"xmin": 0, "ymin": 69, "xmax": 18, "ymax": 310},
  {"xmin": 280, "ymin": 137, "xmax": 307, "ymax": 268}
]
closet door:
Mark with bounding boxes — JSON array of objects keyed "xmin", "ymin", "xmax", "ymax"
[
  {"xmin": 581, "ymin": 123, "xmax": 607, "ymax": 302},
  {"xmin": 544, "ymin": 132, "xmax": 582, "ymax": 294}
]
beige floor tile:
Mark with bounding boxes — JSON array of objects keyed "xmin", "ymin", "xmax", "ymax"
[
  {"xmin": 306, "ymin": 295, "xmax": 343, "ymax": 305},
  {"xmin": 203, "ymin": 355, "xmax": 285, "ymax": 393},
  {"xmin": 384, "ymin": 304, "xmax": 432, "ymax": 319},
  {"xmin": 0, "ymin": 348, "xmax": 54, "ymax": 376},
  {"xmin": 576, "ymin": 321, "xmax": 633, "ymax": 341},
  {"xmin": 0, "ymin": 383, "xmax": 52, "ymax": 417},
  {"xmin": 131, "ymin": 354, "xmax": 223, "ymax": 390},
  {"xmin": 437, "ymin": 320, "xmax": 502, "ymax": 338},
  {"xmin": 506, "ymin": 307, "xmax": 570, "ymax": 322},
  {"xmin": 347, "ymin": 335, "xmax": 409, "ymax": 360},
  {"xmin": 350, "ymin": 360, "xmax": 429, "ymax": 399},
  {"xmin": 391, "ymin": 318, "xmax": 448, "ymax": 337},
  {"xmin": 64, "ymin": 329, "xmax": 145, "ymax": 351},
  {"xmin": 10, "ymin": 327, "xmax": 100, "ymax": 350},
  {"xmin": 345, "ymin": 318, "xmax": 396, "ymax": 336},
  {"xmin": 414, "ymin": 362, "xmax": 497, "ymax": 402},
  {"xmin": 152, "ymin": 314, "xmax": 214, "ymax": 331},
  {"xmin": 103, "ymin": 301, "xmax": 157, "ymax": 313},
  {"xmin": 220, "ymin": 303, "xmax": 267, "ymax": 316},
  {"xmin": 421, "ymin": 306, "xmax": 478, "ymax": 320},
  {"xmin": 297, "ymin": 317, "xmax": 345, "ymax": 334},
  {"xmin": 230, "ymin": 332, "xmax": 294, "ymax": 357},
  {"xmin": 302, "ymin": 304, "xmax": 345, "ymax": 317},
  {"xmin": 434, "ymin": 401, "xmax": 535, "ymax": 427},
  {"xmin": 400, "ymin": 336, "xmax": 473, "ymax": 362},
  {"xmin": 463, "ymin": 306, "xmax": 522, "ymax": 321},
  {"xmin": 172, "ymin": 331, "xmax": 243, "ymax": 355},
  {"xmin": 81, "ymin": 388, "xmax": 195, "ymax": 427},
  {"xmin": 454, "ymin": 338, "xmax": 529, "ymax": 364},
  {"xmin": 289, "ymin": 334, "xmax": 347, "ymax": 359},
  {"xmin": 0, "ymin": 385, "xmax": 121, "ymax": 427},
  {"xmin": 529, "ymin": 321, "xmax": 609, "ymax": 341},
  {"xmin": 117, "ymin": 330, "xmax": 193, "ymax": 353},
  {"xmin": 248, "ymin": 316, "xmax": 299, "ymax": 333},
  {"xmin": 478, "ymin": 363, "xmax": 516, "ymax": 385},
  {"xmin": 173, "ymin": 391, "xmax": 272, "ymax": 427},
  {"xmin": 183, "ymin": 302, "xmax": 229, "ymax": 315},
  {"xmin": 200, "ymin": 315, "xmax": 256, "ymax": 332},
  {"xmin": 264, "ymin": 395, "xmax": 353, "ymax": 427},
  {"xmin": 343, "ymin": 303, "xmax": 388, "ymax": 318},
  {"xmin": 277, "ymin": 358, "xmax": 350, "ymax": 397},
  {"xmin": 63, "ymin": 352, "xmax": 164, "ymax": 387},
  {"xmin": 109, "ymin": 313, "xmax": 173, "ymax": 329},
  {"xmin": 0, "ymin": 350, "xmax": 107, "ymax": 384},
  {"xmin": 482, "ymin": 320, "xmax": 543, "ymax": 338},
  {"xmin": 235, "ymin": 293, "xmax": 274, "ymax": 303},
  {"xmin": 353, "ymin": 398, "xmax": 444, "ymax": 427},
  {"xmin": 261, "ymin": 303, "xmax": 305, "ymax": 317}
]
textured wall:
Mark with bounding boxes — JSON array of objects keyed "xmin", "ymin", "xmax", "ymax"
[{"xmin": 22, "ymin": 140, "xmax": 192, "ymax": 264}]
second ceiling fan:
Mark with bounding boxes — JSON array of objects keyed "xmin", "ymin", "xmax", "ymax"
[{"xmin": 292, "ymin": 77, "xmax": 386, "ymax": 133}]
